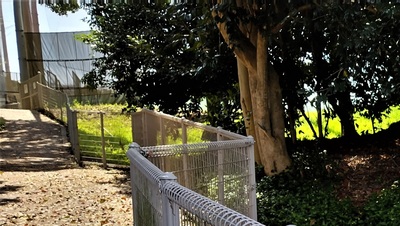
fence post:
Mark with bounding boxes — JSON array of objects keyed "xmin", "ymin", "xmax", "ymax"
[
  {"xmin": 100, "ymin": 112, "xmax": 107, "ymax": 168},
  {"xmin": 159, "ymin": 173, "xmax": 179, "ymax": 226},
  {"xmin": 160, "ymin": 116, "xmax": 166, "ymax": 145},
  {"xmin": 217, "ymin": 127, "xmax": 225, "ymax": 205},
  {"xmin": 246, "ymin": 136, "xmax": 258, "ymax": 220},
  {"xmin": 60, "ymin": 93, "xmax": 64, "ymax": 122},
  {"xmin": 37, "ymin": 82, "xmax": 43, "ymax": 109},
  {"xmin": 181, "ymin": 117, "xmax": 189, "ymax": 187},
  {"xmin": 143, "ymin": 110, "xmax": 148, "ymax": 146},
  {"xmin": 71, "ymin": 110, "xmax": 81, "ymax": 165}
]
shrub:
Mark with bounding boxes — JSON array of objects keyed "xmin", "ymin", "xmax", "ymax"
[
  {"xmin": 361, "ymin": 181, "xmax": 400, "ymax": 225},
  {"xmin": 256, "ymin": 145, "xmax": 360, "ymax": 226}
]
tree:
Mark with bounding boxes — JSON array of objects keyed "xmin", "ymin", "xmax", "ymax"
[
  {"xmin": 45, "ymin": 0, "xmax": 400, "ymax": 176},
  {"xmin": 210, "ymin": 1, "xmax": 313, "ymax": 174},
  {"xmin": 285, "ymin": 2, "xmax": 400, "ymax": 138},
  {"xmin": 81, "ymin": 4, "xmax": 238, "ymax": 116},
  {"xmin": 48, "ymin": 1, "xmax": 295, "ymax": 175}
]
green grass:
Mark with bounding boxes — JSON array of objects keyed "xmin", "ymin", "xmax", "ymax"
[
  {"xmin": 162, "ymin": 127, "xmax": 214, "ymax": 144},
  {"xmin": 71, "ymin": 103, "xmax": 220, "ymax": 164},
  {"xmin": 296, "ymin": 106, "xmax": 400, "ymax": 140},
  {"xmin": 72, "ymin": 102, "xmax": 132, "ymax": 164}
]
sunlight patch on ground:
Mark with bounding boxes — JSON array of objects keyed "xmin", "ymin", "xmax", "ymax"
[{"xmin": 344, "ymin": 155, "xmax": 373, "ymax": 169}]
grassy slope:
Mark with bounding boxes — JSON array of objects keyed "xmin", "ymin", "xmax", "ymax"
[{"xmin": 296, "ymin": 106, "xmax": 400, "ymax": 140}]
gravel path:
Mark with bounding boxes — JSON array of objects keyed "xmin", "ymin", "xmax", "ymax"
[{"xmin": 0, "ymin": 109, "xmax": 133, "ymax": 225}]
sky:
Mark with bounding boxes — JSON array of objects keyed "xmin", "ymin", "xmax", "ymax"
[{"xmin": 2, "ymin": 0, "xmax": 91, "ymax": 74}]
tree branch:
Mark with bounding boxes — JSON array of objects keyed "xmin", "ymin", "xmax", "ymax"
[
  {"xmin": 271, "ymin": 4, "xmax": 314, "ymax": 34},
  {"xmin": 212, "ymin": 9, "xmax": 257, "ymax": 74}
]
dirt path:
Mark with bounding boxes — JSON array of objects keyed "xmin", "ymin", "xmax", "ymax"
[{"xmin": 0, "ymin": 109, "xmax": 133, "ymax": 225}]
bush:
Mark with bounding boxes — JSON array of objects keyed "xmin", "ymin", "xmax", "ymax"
[
  {"xmin": 256, "ymin": 145, "xmax": 360, "ymax": 226},
  {"xmin": 257, "ymin": 173, "xmax": 359, "ymax": 225},
  {"xmin": 361, "ymin": 181, "xmax": 400, "ymax": 225}
]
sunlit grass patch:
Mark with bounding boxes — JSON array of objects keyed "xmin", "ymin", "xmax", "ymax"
[{"xmin": 296, "ymin": 106, "xmax": 400, "ymax": 140}]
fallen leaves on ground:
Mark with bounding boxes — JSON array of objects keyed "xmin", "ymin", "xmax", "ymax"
[{"xmin": 0, "ymin": 165, "xmax": 133, "ymax": 226}]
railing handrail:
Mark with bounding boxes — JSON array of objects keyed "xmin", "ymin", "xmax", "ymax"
[
  {"xmin": 141, "ymin": 138, "xmax": 254, "ymax": 156},
  {"xmin": 162, "ymin": 181, "xmax": 264, "ymax": 226},
  {"xmin": 127, "ymin": 143, "xmax": 164, "ymax": 184}
]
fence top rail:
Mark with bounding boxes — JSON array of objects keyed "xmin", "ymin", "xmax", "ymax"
[
  {"xmin": 37, "ymin": 83, "xmax": 111, "ymax": 115},
  {"xmin": 162, "ymin": 181, "xmax": 265, "ymax": 226},
  {"xmin": 134, "ymin": 108, "xmax": 247, "ymax": 140},
  {"xmin": 37, "ymin": 82, "xmax": 73, "ymax": 112},
  {"xmin": 141, "ymin": 138, "xmax": 254, "ymax": 156},
  {"xmin": 126, "ymin": 143, "xmax": 165, "ymax": 184},
  {"xmin": 74, "ymin": 110, "xmax": 106, "ymax": 114},
  {"xmin": 21, "ymin": 74, "xmax": 42, "ymax": 85}
]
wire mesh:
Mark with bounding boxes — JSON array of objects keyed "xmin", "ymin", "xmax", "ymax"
[
  {"xmin": 143, "ymin": 140, "xmax": 254, "ymax": 216},
  {"xmin": 127, "ymin": 142, "xmax": 264, "ymax": 226},
  {"xmin": 128, "ymin": 146, "xmax": 163, "ymax": 226},
  {"xmin": 132, "ymin": 109, "xmax": 247, "ymax": 147},
  {"xmin": 162, "ymin": 181, "xmax": 264, "ymax": 226},
  {"xmin": 76, "ymin": 109, "xmax": 132, "ymax": 165},
  {"xmin": 39, "ymin": 83, "xmax": 68, "ymax": 122}
]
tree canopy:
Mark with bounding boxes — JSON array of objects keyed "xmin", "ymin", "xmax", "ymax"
[{"xmin": 80, "ymin": 3, "xmax": 238, "ymax": 118}]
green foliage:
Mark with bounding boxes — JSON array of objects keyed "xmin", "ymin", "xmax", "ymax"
[
  {"xmin": 362, "ymin": 181, "xmax": 400, "ymax": 225},
  {"xmin": 256, "ymin": 145, "xmax": 351, "ymax": 226},
  {"xmin": 205, "ymin": 84, "xmax": 244, "ymax": 135},
  {"xmin": 72, "ymin": 103, "xmax": 132, "ymax": 164},
  {"xmin": 257, "ymin": 168, "xmax": 358, "ymax": 225},
  {"xmin": 81, "ymin": 3, "xmax": 238, "ymax": 119},
  {"xmin": 257, "ymin": 144, "xmax": 400, "ymax": 225},
  {"xmin": 43, "ymin": 2, "xmax": 80, "ymax": 15},
  {"xmin": 296, "ymin": 106, "xmax": 400, "ymax": 140},
  {"xmin": 0, "ymin": 117, "xmax": 5, "ymax": 131}
]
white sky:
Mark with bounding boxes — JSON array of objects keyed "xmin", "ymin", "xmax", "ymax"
[{"xmin": 2, "ymin": 0, "xmax": 91, "ymax": 73}]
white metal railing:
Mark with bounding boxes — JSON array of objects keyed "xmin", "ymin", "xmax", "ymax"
[{"xmin": 127, "ymin": 142, "xmax": 265, "ymax": 226}]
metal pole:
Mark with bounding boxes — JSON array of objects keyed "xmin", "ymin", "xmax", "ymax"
[
  {"xmin": 217, "ymin": 127, "xmax": 225, "ymax": 205},
  {"xmin": 160, "ymin": 116, "xmax": 165, "ymax": 145},
  {"xmin": 246, "ymin": 136, "xmax": 258, "ymax": 220},
  {"xmin": 159, "ymin": 173, "xmax": 179, "ymax": 226},
  {"xmin": 100, "ymin": 112, "xmax": 107, "ymax": 168},
  {"xmin": 71, "ymin": 110, "xmax": 81, "ymax": 165},
  {"xmin": 181, "ymin": 117, "xmax": 189, "ymax": 187}
]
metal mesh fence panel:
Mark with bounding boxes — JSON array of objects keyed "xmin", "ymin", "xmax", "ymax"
[
  {"xmin": 20, "ymin": 75, "xmax": 42, "ymax": 109},
  {"xmin": 127, "ymin": 144, "xmax": 165, "ymax": 226},
  {"xmin": 162, "ymin": 181, "xmax": 265, "ymax": 226},
  {"xmin": 142, "ymin": 139, "xmax": 255, "ymax": 217},
  {"xmin": 38, "ymin": 83, "xmax": 68, "ymax": 123},
  {"xmin": 127, "ymin": 142, "xmax": 264, "ymax": 226},
  {"xmin": 132, "ymin": 109, "xmax": 247, "ymax": 147},
  {"xmin": 76, "ymin": 110, "xmax": 131, "ymax": 166}
]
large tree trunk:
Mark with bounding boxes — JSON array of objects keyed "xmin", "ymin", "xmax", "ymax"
[
  {"xmin": 252, "ymin": 32, "xmax": 291, "ymax": 174},
  {"xmin": 213, "ymin": 2, "xmax": 292, "ymax": 176},
  {"xmin": 237, "ymin": 60, "xmax": 261, "ymax": 164},
  {"xmin": 236, "ymin": 29, "xmax": 291, "ymax": 175}
]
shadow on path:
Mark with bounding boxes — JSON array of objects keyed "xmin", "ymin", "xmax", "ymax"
[{"xmin": 0, "ymin": 109, "xmax": 76, "ymax": 172}]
